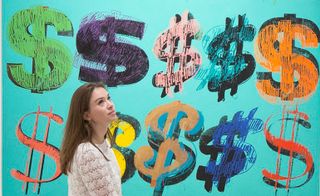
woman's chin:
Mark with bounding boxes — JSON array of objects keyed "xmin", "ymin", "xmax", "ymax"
[
  {"xmin": 107, "ymin": 115, "xmax": 118, "ymax": 125},
  {"xmin": 112, "ymin": 114, "xmax": 118, "ymax": 121}
]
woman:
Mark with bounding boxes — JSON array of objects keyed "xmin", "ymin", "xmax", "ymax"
[{"xmin": 60, "ymin": 82, "xmax": 122, "ymax": 196}]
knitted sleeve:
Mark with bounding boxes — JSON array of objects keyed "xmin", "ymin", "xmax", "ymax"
[{"xmin": 75, "ymin": 145, "xmax": 118, "ymax": 196}]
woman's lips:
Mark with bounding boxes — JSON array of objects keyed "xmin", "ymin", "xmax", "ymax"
[{"xmin": 108, "ymin": 110, "xmax": 116, "ymax": 115}]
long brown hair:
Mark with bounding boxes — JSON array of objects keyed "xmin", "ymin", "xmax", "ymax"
[{"xmin": 60, "ymin": 82, "xmax": 113, "ymax": 174}]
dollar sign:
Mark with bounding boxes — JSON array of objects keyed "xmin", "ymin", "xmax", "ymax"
[
  {"xmin": 196, "ymin": 14, "xmax": 256, "ymax": 102},
  {"xmin": 11, "ymin": 107, "xmax": 63, "ymax": 194},
  {"xmin": 197, "ymin": 108, "xmax": 263, "ymax": 192},
  {"xmin": 153, "ymin": 11, "xmax": 201, "ymax": 97},
  {"xmin": 76, "ymin": 15, "xmax": 149, "ymax": 86},
  {"xmin": 262, "ymin": 106, "xmax": 314, "ymax": 191},
  {"xmin": 108, "ymin": 113, "xmax": 141, "ymax": 183},
  {"xmin": 7, "ymin": 6, "xmax": 73, "ymax": 93},
  {"xmin": 255, "ymin": 14, "xmax": 320, "ymax": 103},
  {"xmin": 134, "ymin": 101, "xmax": 204, "ymax": 195}
]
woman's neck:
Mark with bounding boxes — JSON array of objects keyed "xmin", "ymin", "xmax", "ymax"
[
  {"xmin": 91, "ymin": 134, "xmax": 105, "ymax": 144},
  {"xmin": 91, "ymin": 124, "xmax": 108, "ymax": 144}
]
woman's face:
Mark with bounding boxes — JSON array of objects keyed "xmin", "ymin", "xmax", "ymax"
[{"xmin": 84, "ymin": 87, "xmax": 117, "ymax": 127}]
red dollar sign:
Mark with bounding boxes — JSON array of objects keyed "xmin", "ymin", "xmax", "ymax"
[
  {"xmin": 262, "ymin": 106, "xmax": 314, "ymax": 191},
  {"xmin": 11, "ymin": 107, "xmax": 63, "ymax": 194}
]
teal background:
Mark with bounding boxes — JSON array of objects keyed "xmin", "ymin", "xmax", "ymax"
[{"xmin": 2, "ymin": 0, "xmax": 320, "ymax": 195}]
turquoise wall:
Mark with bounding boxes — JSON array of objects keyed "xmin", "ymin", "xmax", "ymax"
[{"xmin": 2, "ymin": 0, "xmax": 320, "ymax": 195}]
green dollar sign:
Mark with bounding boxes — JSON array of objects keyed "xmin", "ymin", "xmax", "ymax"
[{"xmin": 7, "ymin": 6, "xmax": 73, "ymax": 93}]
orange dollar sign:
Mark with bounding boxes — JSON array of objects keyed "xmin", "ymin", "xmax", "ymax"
[
  {"xmin": 134, "ymin": 101, "xmax": 203, "ymax": 195},
  {"xmin": 134, "ymin": 139, "xmax": 188, "ymax": 187},
  {"xmin": 255, "ymin": 14, "xmax": 320, "ymax": 103},
  {"xmin": 11, "ymin": 107, "xmax": 63, "ymax": 193},
  {"xmin": 145, "ymin": 100, "xmax": 203, "ymax": 139}
]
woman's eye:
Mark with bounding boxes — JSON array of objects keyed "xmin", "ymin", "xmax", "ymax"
[{"xmin": 98, "ymin": 100, "xmax": 106, "ymax": 105}]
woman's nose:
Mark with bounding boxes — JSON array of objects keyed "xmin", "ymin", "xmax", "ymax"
[{"xmin": 106, "ymin": 100, "xmax": 114, "ymax": 108}]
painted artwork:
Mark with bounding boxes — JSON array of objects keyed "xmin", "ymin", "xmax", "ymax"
[{"xmin": 2, "ymin": 0, "xmax": 320, "ymax": 195}]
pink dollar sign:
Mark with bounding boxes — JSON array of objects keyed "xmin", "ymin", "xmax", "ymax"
[{"xmin": 153, "ymin": 11, "xmax": 202, "ymax": 97}]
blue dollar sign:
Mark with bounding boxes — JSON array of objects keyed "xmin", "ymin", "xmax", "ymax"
[
  {"xmin": 197, "ymin": 108, "xmax": 263, "ymax": 192},
  {"xmin": 196, "ymin": 14, "xmax": 256, "ymax": 102}
]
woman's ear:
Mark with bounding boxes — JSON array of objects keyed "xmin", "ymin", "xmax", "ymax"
[{"xmin": 83, "ymin": 111, "xmax": 91, "ymax": 121}]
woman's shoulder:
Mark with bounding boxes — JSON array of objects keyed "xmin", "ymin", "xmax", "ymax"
[
  {"xmin": 77, "ymin": 141, "xmax": 93, "ymax": 150},
  {"xmin": 74, "ymin": 142, "xmax": 97, "ymax": 159}
]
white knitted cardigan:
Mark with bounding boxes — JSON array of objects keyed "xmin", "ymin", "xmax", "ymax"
[{"xmin": 67, "ymin": 141, "xmax": 122, "ymax": 196}]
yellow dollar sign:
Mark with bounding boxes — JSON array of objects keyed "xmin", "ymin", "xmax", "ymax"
[{"xmin": 108, "ymin": 114, "xmax": 140, "ymax": 181}]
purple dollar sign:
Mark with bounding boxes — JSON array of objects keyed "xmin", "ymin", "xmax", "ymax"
[{"xmin": 76, "ymin": 15, "xmax": 149, "ymax": 86}]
